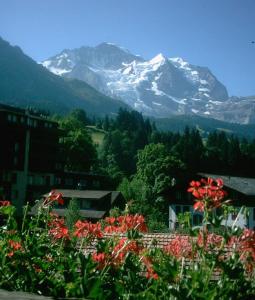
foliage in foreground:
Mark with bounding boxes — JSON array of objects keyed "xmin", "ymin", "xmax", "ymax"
[{"xmin": 0, "ymin": 180, "xmax": 254, "ymax": 299}]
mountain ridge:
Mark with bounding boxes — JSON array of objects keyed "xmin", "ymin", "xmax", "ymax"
[
  {"xmin": 42, "ymin": 42, "xmax": 255, "ymax": 124},
  {"xmin": 0, "ymin": 37, "xmax": 129, "ymax": 116}
]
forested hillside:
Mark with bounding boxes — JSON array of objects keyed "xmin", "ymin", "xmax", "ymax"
[
  {"xmin": 0, "ymin": 37, "xmax": 129, "ymax": 116},
  {"xmin": 55, "ymin": 108, "xmax": 255, "ymax": 229}
]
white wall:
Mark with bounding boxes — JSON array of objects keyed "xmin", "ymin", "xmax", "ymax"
[{"xmin": 169, "ymin": 204, "xmax": 255, "ymax": 230}]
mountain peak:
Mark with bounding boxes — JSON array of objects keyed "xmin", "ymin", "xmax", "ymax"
[
  {"xmin": 96, "ymin": 42, "xmax": 131, "ymax": 54},
  {"xmin": 169, "ymin": 57, "xmax": 189, "ymax": 68},
  {"xmin": 42, "ymin": 42, "xmax": 233, "ymax": 121},
  {"xmin": 150, "ymin": 53, "xmax": 166, "ymax": 65}
]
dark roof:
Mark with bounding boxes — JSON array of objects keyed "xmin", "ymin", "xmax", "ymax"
[
  {"xmin": 0, "ymin": 103, "xmax": 57, "ymax": 123},
  {"xmin": 198, "ymin": 173, "xmax": 255, "ymax": 196},
  {"xmin": 53, "ymin": 208, "xmax": 106, "ymax": 219},
  {"xmin": 31, "ymin": 190, "xmax": 123, "ymax": 219},
  {"xmin": 44, "ymin": 189, "xmax": 112, "ymax": 200}
]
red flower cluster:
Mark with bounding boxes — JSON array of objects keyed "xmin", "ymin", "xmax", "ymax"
[
  {"xmin": 74, "ymin": 220, "xmax": 103, "ymax": 239},
  {"xmin": 237, "ymin": 229, "xmax": 255, "ymax": 262},
  {"xmin": 112, "ymin": 238, "xmax": 143, "ymax": 264},
  {"xmin": 44, "ymin": 190, "xmax": 64, "ymax": 206},
  {"xmin": 142, "ymin": 256, "xmax": 159, "ymax": 280},
  {"xmin": 7, "ymin": 240, "xmax": 22, "ymax": 257},
  {"xmin": 197, "ymin": 230, "xmax": 223, "ymax": 250},
  {"xmin": 104, "ymin": 214, "xmax": 148, "ymax": 233},
  {"xmin": 92, "ymin": 252, "xmax": 107, "ymax": 269},
  {"xmin": 164, "ymin": 235, "xmax": 193, "ymax": 259},
  {"xmin": 48, "ymin": 215, "xmax": 69, "ymax": 240},
  {"xmin": 0, "ymin": 200, "xmax": 11, "ymax": 206},
  {"xmin": 228, "ymin": 229, "xmax": 255, "ymax": 273},
  {"xmin": 92, "ymin": 237, "xmax": 143, "ymax": 269},
  {"xmin": 187, "ymin": 177, "xmax": 228, "ymax": 212}
]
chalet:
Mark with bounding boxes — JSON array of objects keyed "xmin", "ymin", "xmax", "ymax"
[
  {"xmin": 169, "ymin": 173, "xmax": 255, "ymax": 230},
  {"xmin": 30, "ymin": 189, "xmax": 125, "ymax": 221}
]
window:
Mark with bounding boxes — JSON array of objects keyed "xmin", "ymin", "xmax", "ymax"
[
  {"xmin": 11, "ymin": 173, "xmax": 17, "ymax": 184},
  {"xmin": 81, "ymin": 199, "xmax": 91, "ymax": 209},
  {"xmin": 55, "ymin": 177, "xmax": 61, "ymax": 185},
  {"xmin": 175, "ymin": 205, "xmax": 190, "ymax": 215},
  {"xmin": 27, "ymin": 118, "xmax": 32, "ymax": 126},
  {"xmin": 193, "ymin": 214, "xmax": 203, "ymax": 226},
  {"xmin": 183, "ymin": 206, "xmax": 190, "ymax": 213},
  {"xmin": 93, "ymin": 180, "xmax": 100, "ymax": 188},
  {"xmin": 14, "ymin": 143, "xmax": 19, "ymax": 152},
  {"xmin": 28, "ymin": 176, "xmax": 33, "ymax": 185},
  {"xmin": 13, "ymin": 156, "xmax": 18, "ymax": 166},
  {"xmin": 175, "ymin": 205, "xmax": 181, "ymax": 215},
  {"xmin": 176, "ymin": 191, "xmax": 184, "ymax": 200},
  {"xmin": 77, "ymin": 180, "xmax": 87, "ymax": 189},
  {"xmin": 65, "ymin": 178, "xmax": 73, "ymax": 186},
  {"xmin": 55, "ymin": 163, "xmax": 62, "ymax": 170},
  {"xmin": 45, "ymin": 176, "xmax": 51, "ymax": 185},
  {"xmin": 7, "ymin": 114, "xmax": 17, "ymax": 122},
  {"xmin": 13, "ymin": 190, "xmax": 18, "ymax": 199}
]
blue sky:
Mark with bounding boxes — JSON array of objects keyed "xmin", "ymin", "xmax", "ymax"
[{"xmin": 0, "ymin": 0, "xmax": 254, "ymax": 96}]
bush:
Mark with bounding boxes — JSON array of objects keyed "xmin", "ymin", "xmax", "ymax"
[{"xmin": 0, "ymin": 180, "xmax": 254, "ymax": 299}]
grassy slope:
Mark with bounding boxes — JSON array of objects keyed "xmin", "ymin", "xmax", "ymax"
[{"xmin": 86, "ymin": 126, "xmax": 106, "ymax": 151}]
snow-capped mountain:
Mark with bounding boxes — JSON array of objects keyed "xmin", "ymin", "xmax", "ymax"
[{"xmin": 42, "ymin": 43, "xmax": 255, "ymax": 123}]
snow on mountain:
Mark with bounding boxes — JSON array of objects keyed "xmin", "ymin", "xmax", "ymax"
[{"xmin": 41, "ymin": 43, "xmax": 255, "ymax": 123}]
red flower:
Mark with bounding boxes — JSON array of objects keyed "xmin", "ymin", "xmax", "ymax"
[
  {"xmin": 44, "ymin": 190, "xmax": 64, "ymax": 206},
  {"xmin": 74, "ymin": 220, "xmax": 103, "ymax": 239},
  {"xmin": 8, "ymin": 240, "xmax": 22, "ymax": 250},
  {"xmin": 49, "ymin": 225, "xmax": 69, "ymax": 240},
  {"xmin": 33, "ymin": 265, "xmax": 42, "ymax": 273},
  {"xmin": 92, "ymin": 252, "xmax": 106, "ymax": 263},
  {"xmin": 48, "ymin": 216, "xmax": 69, "ymax": 240},
  {"xmin": 105, "ymin": 216, "xmax": 116, "ymax": 225},
  {"xmin": 164, "ymin": 235, "xmax": 193, "ymax": 259},
  {"xmin": 187, "ymin": 177, "xmax": 228, "ymax": 212},
  {"xmin": 142, "ymin": 256, "xmax": 159, "ymax": 280},
  {"xmin": 49, "ymin": 190, "xmax": 64, "ymax": 205},
  {"xmin": 103, "ymin": 214, "xmax": 148, "ymax": 233},
  {"xmin": 239, "ymin": 229, "xmax": 255, "ymax": 261},
  {"xmin": 197, "ymin": 230, "xmax": 223, "ymax": 250},
  {"xmin": 0, "ymin": 200, "xmax": 11, "ymax": 206},
  {"xmin": 193, "ymin": 201, "xmax": 205, "ymax": 212},
  {"xmin": 228, "ymin": 229, "xmax": 255, "ymax": 273},
  {"xmin": 7, "ymin": 240, "xmax": 22, "ymax": 257}
]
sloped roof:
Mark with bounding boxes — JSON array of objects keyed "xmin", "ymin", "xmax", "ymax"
[
  {"xmin": 44, "ymin": 189, "xmax": 111, "ymax": 200},
  {"xmin": 53, "ymin": 208, "xmax": 106, "ymax": 219},
  {"xmin": 198, "ymin": 173, "xmax": 255, "ymax": 196}
]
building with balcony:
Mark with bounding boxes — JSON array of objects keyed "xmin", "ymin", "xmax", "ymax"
[{"xmin": 168, "ymin": 173, "xmax": 255, "ymax": 230}]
